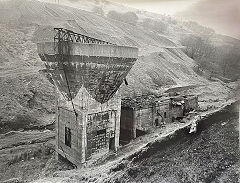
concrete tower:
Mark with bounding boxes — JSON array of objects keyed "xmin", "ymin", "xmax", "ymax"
[{"xmin": 37, "ymin": 28, "xmax": 138, "ymax": 166}]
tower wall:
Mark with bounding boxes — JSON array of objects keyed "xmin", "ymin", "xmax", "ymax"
[{"xmin": 56, "ymin": 87, "xmax": 121, "ymax": 166}]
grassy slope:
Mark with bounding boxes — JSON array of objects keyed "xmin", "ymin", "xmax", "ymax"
[{"xmin": 0, "ymin": 24, "xmax": 57, "ymax": 132}]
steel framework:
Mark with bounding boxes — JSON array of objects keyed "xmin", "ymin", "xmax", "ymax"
[
  {"xmin": 53, "ymin": 28, "xmax": 117, "ymax": 119},
  {"xmin": 53, "ymin": 28, "xmax": 114, "ymax": 45},
  {"xmin": 53, "ymin": 28, "xmax": 116, "ymax": 119}
]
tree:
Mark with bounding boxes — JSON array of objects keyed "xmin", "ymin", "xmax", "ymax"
[
  {"xmin": 183, "ymin": 21, "xmax": 215, "ymax": 35},
  {"xmin": 153, "ymin": 21, "xmax": 168, "ymax": 33},
  {"xmin": 180, "ymin": 35, "xmax": 217, "ymax": 77},
  {"xmin": 92, "ymin": 6, "xmax": 104, "ymax": 16},
  {"xmin": 107, "ymin": 11, "xmax": 120, "ymax": 20},
  {"xmin": 122, "ymin": 12, "xmax": 138, "ymax": 26},
  {"xmin": 220, "ymin": 46, "xmax": 240, "ymax": 79},
  {"xmin": 141, "ymin": 18, "xmax": 168, "ymax": 33},
  {"xmin": 107, "ymin": 11, "xmax": 138, "ymax": 26},
  {"xmin": 181, "ymin": 36, "xmax": 216, "ymax": 61}
]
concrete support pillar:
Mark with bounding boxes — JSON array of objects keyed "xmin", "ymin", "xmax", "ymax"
[
  {"xmin": 81, "ymin": 110, "xmax": 87, "ymax": 163},
  {"xmin": 114, "ymin": 94, "xmax": 121, "ymax": 151},
  {"xmin": 132, "ymin": 109, "xmax": 137, "ymax": 139},
  {"xmin": 55, "ymin": 99, "xmax": 59, "ymax": 161}
]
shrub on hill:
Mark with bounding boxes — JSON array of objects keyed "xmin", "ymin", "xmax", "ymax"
[
  {"xmin": 107, "ymin": 11, "xmax": 138, "ymax": 26},
  {"xmin": 141, "ymin": 18, "xmax": 168, "ymax": 33}
]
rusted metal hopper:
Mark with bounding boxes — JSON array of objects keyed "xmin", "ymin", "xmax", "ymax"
[{"xmin": 37, "ymin": 28, "xmax": 138, "ymax": 104}]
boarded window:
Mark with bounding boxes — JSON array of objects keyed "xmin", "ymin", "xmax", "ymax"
[
  {"xmin": 95, "ymin": 129, "xmax": 107, "ymax": 150},
  {"xmin": 97, "ymin": 129, "xmax": 106, "ymax": 135},
  {"xmin": 65, "ymin": 127, "xmax": 71, "ymax": 148}
]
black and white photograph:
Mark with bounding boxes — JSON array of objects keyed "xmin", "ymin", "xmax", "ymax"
[{"xmin": 0, "ymin": 0, "xmax": 239, "ymax": 182}]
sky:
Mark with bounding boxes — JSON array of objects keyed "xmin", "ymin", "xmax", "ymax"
[
  {"xmin": 177, "ymin": 0, "xmax": 240, "ymax": 39},
  {"xmin": 110, "ymin": 0, "xmax": 200, "ymax": 15}
]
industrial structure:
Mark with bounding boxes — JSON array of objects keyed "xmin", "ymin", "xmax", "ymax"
[
  {"xmin": 120, "ymin": 94, "xmax": 199, "ymax": 142},
  {"xmin": 37, "ymin": 28, "xmax": 199, "ymax": 167},
  {"xmin": 37, "ymin": 28, "xmax": 138, "ymax": 166}
]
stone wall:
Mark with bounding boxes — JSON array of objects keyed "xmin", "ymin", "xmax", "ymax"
[
  {"xmin": 135, "ymin": 108, "xmax": 154, "ymax": 132},
  {"xmin": 184, "ymin": 95, "xmax": 199, "ymax": 113},
  {"xmin": 121, "ymin": 96, "xmax": 171, "ymax": 132},
  {"xmin": 154, "ymin": 100, "xmax": 171, "ymax": 125},
  {"xmin": 120, "ymin": 95, "xmax": 199, "ymax": 137}
]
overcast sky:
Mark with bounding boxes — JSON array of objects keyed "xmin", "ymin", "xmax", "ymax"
[
  {"xmin": 110, "ymin": 0, "xmax": 199, "ymax": 15},
  {"xmin": 177, "ymin": 0, "xmax": 240, "ymax": 39}
]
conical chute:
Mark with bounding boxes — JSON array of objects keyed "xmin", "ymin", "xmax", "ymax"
[{"xmin": 37, "ymin": 28, "xmax": 138, "ymax": 104}]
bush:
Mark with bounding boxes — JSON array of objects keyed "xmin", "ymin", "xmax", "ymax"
[
  {"xmin": 183, "ymin": 21, "xmax": 215, "ymax": 35},
  {"xmin": 153, "ymin": 21, "xmax": 168, "ymax": 33},
  {"xmin": 107, "ymin": 11, "xmax": 138, "ymax": 26},
  {"xmin": 122, "ymin": 12, "xmax": 138, "ymax": 26},
  {"xmin": 181, "ymin": 35, "xmax": 240, "ymax": 81},
  {"xmin": 142, "ymin": 18, "xmax": 168, "ymax": 33},
  {"xmin": 92, "ymin": 6, "xmax": 104, "ymax": 16},
  {"xmin": 180, "ymin": 36, "xmax": 216, "ymax": 61}
]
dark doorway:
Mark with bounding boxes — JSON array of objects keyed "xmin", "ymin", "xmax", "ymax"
[
  {"xmin": 120, "ymin": 107, "xmax": 135, "ymax": 145},
  {"xmin": 109, "ymin": 137, "xmax": 115, "ymax": 151},
  {"xmin": 65, "ymin": 127, "xmax": 71, "ymax": 148}
]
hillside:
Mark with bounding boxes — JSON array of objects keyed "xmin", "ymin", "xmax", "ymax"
[
  {"xmin": 0, "ymin": 0, "xmax": 239, "ymax": 182},
  {"xmin": 0, "ymin": 0, "xmax": 238, "ymax": 131},
  {"xmin": 176, "ymin": 0, "xmax": 240, "ymax": 40},
  {"xmin": 0, "ymin": 0, "xmax": 213, "ymax": 131},
  {"xmin": 0, "ymin": 0, "xmax": 239, "ymax": 130}
]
